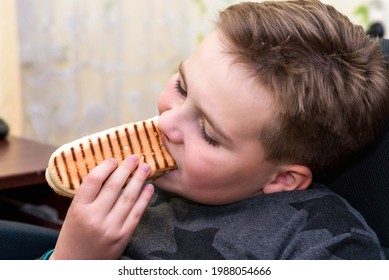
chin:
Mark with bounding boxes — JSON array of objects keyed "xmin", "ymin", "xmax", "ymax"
[{"xmin": 152, "ymin": 169, "xmax": 178, "ymax": 190}]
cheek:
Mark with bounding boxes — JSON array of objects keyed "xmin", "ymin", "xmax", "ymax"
[
  {"xmin": 182, "ymin": 144, "xmax": 269, "ymax": 189},
  {"xmin": 182, "ymin": 146, "xmax": 227, "ymax": 187}
]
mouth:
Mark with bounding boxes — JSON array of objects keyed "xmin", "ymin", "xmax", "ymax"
[
  {"xmin": 161, "ymin": 133, "xmax": 170, "ymax": 154},
  {"xmin": 161, "ymin": 133, "xmax": 177, "ymax": 168},
  {"xmin": 153, "ymin": 133, "xmax": 178, "ymax": 182}
]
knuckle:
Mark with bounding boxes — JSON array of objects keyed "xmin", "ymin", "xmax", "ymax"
[
  {"xmin": 104, "ymin": 180, "xmax": 121, "ymax": 192},
  {"xmin": 120, "ymin": 193, "xmax": 136, "ymax": 207},
  {"xmin": 103, "ymin": 230, "xmax": 121, "ymax": 243},
  {"xmin": 86, "ymin": 218, "xmax": 101, "ymax": 231},
  {"xmin": 122, "ymin": 157, "xmax": 138, "ymax": 170},
  {"xmin": 83, "ymin": 172, "xmax": 104, "ymax": 186},
  {"xmin": 131, "ymin": 209, "xmax": 143, "ymax": 221}
]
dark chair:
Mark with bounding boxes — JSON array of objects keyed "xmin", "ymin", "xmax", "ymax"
[
  {"xmin": 0, "ymin": 220, "xmax": 58, "ymax": 259},
  {"xmin": 321, "ymin": 38, "xmax": 389, "ymax": 259},
  {"xmin": 0, "ymin": 118, "xmax": 9, "ymax": 140}
]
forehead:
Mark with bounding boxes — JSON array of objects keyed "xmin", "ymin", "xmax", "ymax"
[{"xmin": 185, "ymin": 30, "xmax": 274, "ymax": 140}]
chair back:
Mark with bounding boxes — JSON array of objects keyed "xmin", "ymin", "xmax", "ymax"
[{"xmin": 322, "ymin": 39, "xmax": 389, "ymax": 258}]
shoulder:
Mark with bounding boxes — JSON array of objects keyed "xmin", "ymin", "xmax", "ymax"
[
  {"xmin": 279, "ymin": 183, "xmax": 376, "ymax": 241},
  {"xmin": 279, "ymin": 183, "xmax": 384, "ymax": 259},
  {"xmin": 141, "ymin": 185, "xmax": 384, "ymax": 259},
  {"xmin": 287, "ymin": 183, "xmax": 370, "ymax": 233}
]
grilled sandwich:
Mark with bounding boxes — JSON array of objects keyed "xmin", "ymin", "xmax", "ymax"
[{"xmin": 45, "ymin": 116, "xmax": 176, "ymax": 197}]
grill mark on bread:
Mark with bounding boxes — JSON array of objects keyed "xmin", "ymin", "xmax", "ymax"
[
  {"xmin": 151, "ymin": 120, "xmax": 169, "ymax": 168},
  {"xmin": 80, "ymin": 143, "xmax": 90, "ymax": 173},
  {"xmin": 54, "ymin": 157, "xmax": 62, "ymax": 183},
  {"xmin": 134, "ymin": 124, "xmax": 145, "ymax": 164},
  {"xmin": 70, "ymin": 147, "xmax": 76, "ymax": 162},
  {"xmin": 134, "ymin": 124, "xmax": 143, "ymax": 153},
  {"xmin": 97, "ymin": 137, "xmax": 105, "ymax": 160},
  {"xmin": 87, "ymin": 140, "xmax": 96, "ymax": 170},
  {"xmin": 61, "ymin": 151, "xmax": 74, "ymax": 190},
  {"xmin": 107, "ymin": 134, "xmax": 114, "ymax": 158},
  {"xmin": 70, "ymin": 147, "xmax": 82, "ymax": 187},
  {"xmin": 143, "ymin": 121, "xmax": 159, "ymax": 170},
  {"xmin": 115, "ymin": 130, "xmax": 124, "ymax": 160},
  {"xmin": 124, "ymin": 127, "xmax": 134, "ymax": 154}
]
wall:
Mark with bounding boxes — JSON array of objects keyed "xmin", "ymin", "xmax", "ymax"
[
  {"xmin": 11, "ymin": 0, "xmax": 370, "ymax": 145},
  {"xmin": 368, "ymin": 0, "xmax": 389, "ymax": 37},
  {"xmin": 0, "ymin": 0, "xmax": 22, "ymax": 136},
  {"xmin": 323, "ymin": 0, "xmax": 368, "ymax": 26}
]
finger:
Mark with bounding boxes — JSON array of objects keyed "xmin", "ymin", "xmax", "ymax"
[
  {"xmin": 95, "ymin": 156, "xmax": 140, "ymax": 212},
  {"xmin": 74, "ymin": 158, "xmax": 118, "ymax": 204},
  {"xmin": 122, "ymin": 183, "xmax": 154, "ymax": 233},
  {"xmin": 109, "ymin": 163, "xmax": 151, "ymax": 224}
]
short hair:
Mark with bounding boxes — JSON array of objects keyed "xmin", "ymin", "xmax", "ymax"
[{"xmin": 217, "ymin": 0, "xmax": 389, "ymax": 174}]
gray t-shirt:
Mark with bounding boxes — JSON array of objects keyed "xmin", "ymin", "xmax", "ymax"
[{"xmin": 123, "ymin": 183, "xmax": 384, "ymax": 259}]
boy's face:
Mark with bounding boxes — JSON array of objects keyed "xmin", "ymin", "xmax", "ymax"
[{"xmin": 154, "ymin": 31, "xmax": 279, "ymax": 205}]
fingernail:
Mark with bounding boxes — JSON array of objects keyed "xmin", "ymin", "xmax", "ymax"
[
  {"xmin": 128, "ymin": 155, "xmax": 139, "ymax": 163},
  {"xmin": 145, "ymin": 184, "xmax": 154, "ymax": 193},
  {"xmin": 141, "ymin": 164, "xmax": 151, "ymax": 173}
]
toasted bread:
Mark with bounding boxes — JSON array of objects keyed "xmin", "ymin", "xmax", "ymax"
[{"xmin": 45, "ymin": 116, "xmax": 176, "ymax": 197}]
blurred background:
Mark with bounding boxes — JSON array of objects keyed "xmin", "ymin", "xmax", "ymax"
[{"xmin": 0, "ymin": 0, "xmax": 387, "ymax": 146}]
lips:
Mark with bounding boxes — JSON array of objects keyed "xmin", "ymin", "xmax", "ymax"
[
  {"xmin": 162, "ymin": 133, "xmax": 177, "ymax": 167},
  {"xmin": 162, "ymin": 133, "xmax": 169, "ymax": 153}
]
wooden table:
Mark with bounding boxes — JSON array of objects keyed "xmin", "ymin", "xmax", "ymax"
[{"xmin": 0, "ymin": 136, "xmax": 56, "ymax": 190}]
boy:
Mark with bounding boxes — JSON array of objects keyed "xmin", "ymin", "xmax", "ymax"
[{"xmin": 47, "ymin": 1, "xmax": 389, "ymax": 259}]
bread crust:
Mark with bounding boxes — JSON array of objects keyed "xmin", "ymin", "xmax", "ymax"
[{"xmin": 45, "ymin": 116, "xmax": 176, "ymax": 197}]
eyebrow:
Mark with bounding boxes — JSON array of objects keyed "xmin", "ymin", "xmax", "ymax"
[{"xmin": 178, "ymin": 62, "xmax": 233, "ymax": 145}]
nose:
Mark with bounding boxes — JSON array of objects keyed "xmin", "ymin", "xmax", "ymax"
[
  {"xmin": 157, "ymin": 73, "xmax": 181, "ymax": 115},
  {"xmin": 158, "ymin": 76, "xmax": 185, "ymax": 144},
  {"xmin": 158, "ymin": 108, "xmax": 185, "ymax": 145}
]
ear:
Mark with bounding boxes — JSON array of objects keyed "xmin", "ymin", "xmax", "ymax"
[{"xmin": 262, "ymin": 165, "xmax": 312, "ymax": 194}]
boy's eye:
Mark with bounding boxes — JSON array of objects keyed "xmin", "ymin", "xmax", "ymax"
[
  {"xmin": 175, "ymin": 80, "xmax": 187, "ymax": 97},
  {"xmin": 200, "ymin": 121, "xmax": 220, "ymax": 147}
]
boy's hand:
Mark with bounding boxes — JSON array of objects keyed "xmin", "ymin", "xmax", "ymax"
[{"xmin": 50, "ymin": 156, "xmax": 154, "ymax": 259}]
